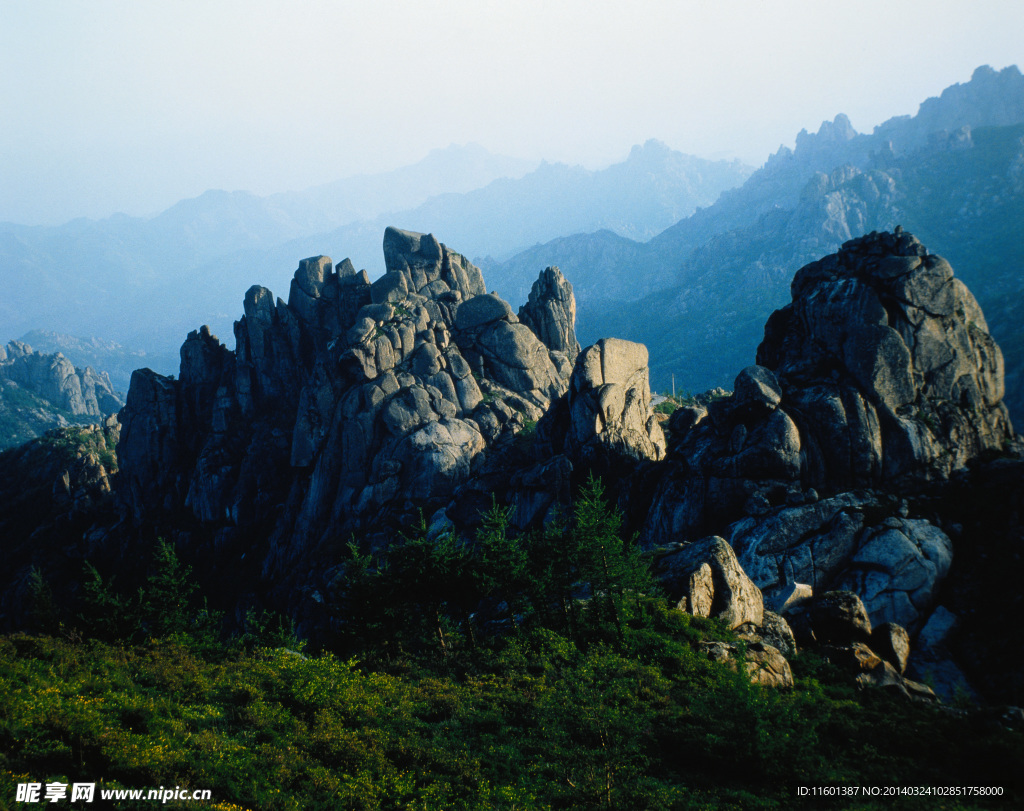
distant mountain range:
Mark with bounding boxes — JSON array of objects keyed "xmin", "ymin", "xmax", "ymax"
[
  {"xmin": 0, "ymin": 143, "xmax": 536, "ymax": 351},
  {"xmin": 3, "ymin": 64, "xmax": 1022, "ymax": 441},
  {"xmin": 481, "ymin": 65, "xmax": 1024, "ymax": 420},
  {"xmin": 0, "ymin": 141, "xmax": 751, "ymax": 380}
]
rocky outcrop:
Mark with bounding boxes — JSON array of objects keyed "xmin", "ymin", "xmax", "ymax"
[
  {"xmin": 728, "ymin": 494, "xmax": 954, "ymax": 632},
  {"xmin": 638, "ymin": 231, "xmax": 1016, "ymax": 688},
  {"xmin": 518, "ymin": 266, "xmax": 580, "ymax": 369},
  {"xmin": 0, "ymin": 419, "xmax": 121, "ymax": 629},
  {"xmin": 0, "ymin": 341, "xmax": 123, "ymax": 419},
  {"xmin": 643, "ymin": 231, "xmax": 1013, "ymax": 553},
  {"xmin": 541, "ymin": 337, "xmax": 666, "ymax": 471},
  {"xmin": 642, "ymin": 232, "xmax": 1012, "ymax": 519},
  {"xmin": 757, "ymin": 227, "xmax": 1012, "ymax": 488},
  {"xmin": 655, "ymin": 535, "xmax": 763, "ymax": 630},
  {"xmin": 699, "ymin": 640, "xmax": 794, "ymax": 689},
  {"xmin": 117, "ymin": 228, "xmax": 576, "ymax": 600},
  {"xmin": 0, "ymin": 341, "xmax": 124, "ymax": 450}
]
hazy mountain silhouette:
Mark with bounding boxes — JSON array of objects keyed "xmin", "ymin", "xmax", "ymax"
[
  {"xmin": 0, "ymin": 142, "xmax": 750, "ymax": 374},
  {"xmin": 482, "ymin": 66, "xmax": 1024, "ymax": 419}
]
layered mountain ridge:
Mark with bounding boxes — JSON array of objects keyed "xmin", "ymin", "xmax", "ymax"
[
  {"xmin": 482, "ymin": 65, "xmax": 1024, "ymax": 421},
  {"xmin": 0, "ymin": 142, "xmax": 749, "ymax": 368}
]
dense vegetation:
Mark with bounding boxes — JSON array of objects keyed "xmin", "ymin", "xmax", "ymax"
[{"xmin": 2, "ymin": 479, "xmax": 1022, "ymax": 810}]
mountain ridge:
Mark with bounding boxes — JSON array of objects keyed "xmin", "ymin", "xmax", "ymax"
[
  {"xmin": 0, "ymin": 142, "xmax": 751, "ymax": 369},
  {"xmin": 482, "ymin": 65, "xmax": 1024, "ymax": 421}
]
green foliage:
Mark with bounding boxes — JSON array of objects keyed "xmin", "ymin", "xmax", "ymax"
[
  {"xmin": 36, "ymin": 425, "xmax": 118, "ymax": 471},
  {"xmin": 26, "ymin": 568, "xmax": 61, "ymax": 636},
  {"xmin": 143, "ymin": 538, "xmax": 199, "ymax": 638},
  {"xmin": 79, "ymin": 561, "xmax": 145, "ymax": 642},
  {"xmin": 239, "ymin": 609, "xmax": 307, "ymax": 653},
  {"xmin": 5, "ymin": 484, "xmax": 1024, "ymax": 809},
  {"xmin": 0, "ymin": 382, "xmax": 82, "ymax": 450},
  {"xmin": 653, "ymin": 397, "xmax": 681, "ymax": 415},
  {"xmin": 78, "ymin": 538, "xmax": 211, "ymax": 644}
]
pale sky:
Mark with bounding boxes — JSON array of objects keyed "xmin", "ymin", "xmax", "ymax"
[{"xmin": 2, "ymin": 0, "xmax": 1023, "ymax": 225}]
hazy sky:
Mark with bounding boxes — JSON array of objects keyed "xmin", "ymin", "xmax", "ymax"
[{"xmin": 2, "ymin": 0, "xmax": 1023, "ymax": 225}]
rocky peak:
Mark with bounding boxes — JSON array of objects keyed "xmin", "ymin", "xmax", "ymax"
[
  {"xmin": 875, "ymin": 64, "xmax": 1024, "ymax": 153},
  {"xmin": 518, "ymin": 266, "xmax": 580, "ymax": 368},
  {"xmin": 796, "ymin": 113, "xmax": 858, "ymax": 149},
  {"xmin": 117, "ymin": 228, "xmax": 579, "ymax": 603},
  {"xmin": 638, "ymin": 230, "xmax": 1015, "ymax": 642}
]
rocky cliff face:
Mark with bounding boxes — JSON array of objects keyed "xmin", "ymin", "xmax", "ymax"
[
  {"xmin": 0, "ymin": 340, "xmax": 122, "ymax": 418},
  {"xmin": 118, "ymin": 228, "xmax": 578, "ymax": 599}
]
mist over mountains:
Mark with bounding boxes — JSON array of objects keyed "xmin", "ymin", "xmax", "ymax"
[
  {"xmin": 2, "ymin": 65, "xmax": 1022, "ymax": 437},
  {"xmin": 0, "ymin": 142, "xmax": 750, "ymax": 380},
  {"xmin": 483, "ymin": 65, "xmax": 1024, "ymax": 419}
]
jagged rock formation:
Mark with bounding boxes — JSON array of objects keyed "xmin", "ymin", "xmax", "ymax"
[
  {"xmin": 118, "ymin": 228, "xmax": 577, "ymax": 595},
  {"xmin": 0, "ymin": 340, "xmax": 122, "ymax": 418},
  {"xmin": 0, "ymin": 341, "xmax": 124, "ymax": 449},
  {"xmin": 16, "ymin": 330, "xmax": 170, "ymax": 394},
  {"xmin": 757, "ymin": 227, "xmax": 1012, "ymax": 486},
  {"xmin": 639, "ymin": 231, "xmax": 1016, "ymax": 640},
  {"xmin": 518, "ymin": 266, "xmax": 580, "ymax": 366}
]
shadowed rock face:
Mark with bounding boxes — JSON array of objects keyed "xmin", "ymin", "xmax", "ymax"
[{"xmin": 118, "ymin": 227, "xmax": 577, "ymax": 589}]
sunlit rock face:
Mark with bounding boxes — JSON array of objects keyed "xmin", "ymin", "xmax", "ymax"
[
  {"xmin": 118, "ymin": 227, "xmax": 577, "ymax": 583},
  {"xmin": 539, "ymin": 336, "xmax": 666, "ymax": 472},
  {"xmin": 756, "ymin": 227, "xmax": 1012, "ymax": 489},
  {"xmin": 0, "ymin": 340, "xmax": 123, "ymax": 419},
  {"xmin": 638, "ymin": 229, "xmax": 1015, "ymax": 634}
]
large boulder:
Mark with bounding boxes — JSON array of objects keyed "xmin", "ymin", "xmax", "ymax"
[
  {"xmin": 699, "ymin": 640, "xmax": 794, "ymax": 688},
  {"xmin": 543, "ymin": 338, "xmax": 666, "ymax": 470},
  {"xmin": 756, "ymin": 228, "xmax": 1013, "ymax": 489},
  {"xmin": 639, "ymin": 230, "xmax": 1014, "ymax": 649},
  {"xmin": 643, "ymin": 230, "xmax": 1014, "ymax": 549},
  {"xmin": 728, "ymin": 495, "xmax": 954, "ymax": 632},
  {"xmin": 655, "ymin": 535, "xmax": 763, "ymax": 630}
]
